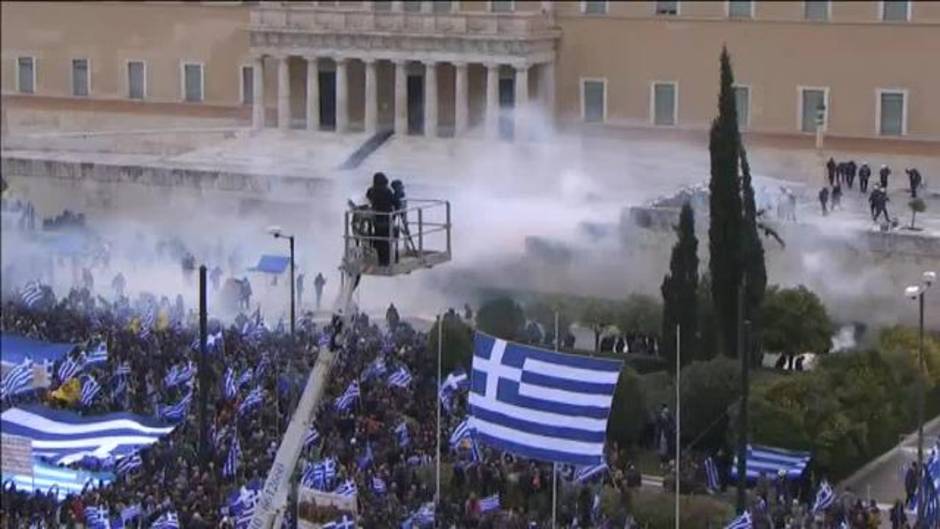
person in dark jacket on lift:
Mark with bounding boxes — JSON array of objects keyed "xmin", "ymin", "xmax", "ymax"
[{"xmin": 366, "ymin": 172, "xmax": 396, "ymax": 266}]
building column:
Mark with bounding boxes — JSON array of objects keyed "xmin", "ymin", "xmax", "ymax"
[
  {"xmin": 335, "ymin": 57, "xmax": 348, "ymax": 133},
  {"xmin": 306, "ymin": 57, "xmax": 319, "ymax": 131},
  {"xmin": 424, "ymin": 61, "xmax": 438, "ymax": 138},
  {"xmin": 277, "ymin": 55, "xmax": 290, "ymax": 130},
  {"xmin": 364, "ymin": 58, "xmax": 378, "ymax": 134},
  {"xmin": 252, "ymin": 56, "xmax": 265, "ymax": 130},
  {"xmin": 541, "ymin": 61, "xmax": 555, "ymax": 128},
  {"xmin": 394, "ymin": 60, "xmax": 407, "ymax": 135},
  {"xmin": 485, "ymin": 63, "xmax": 500, "ymax": 139},
  {"xmin": 454, "ymin": 62, "xmax": 469, "ymax": 136},
  {"xmin": 514, "ymin": 64, "xmax": 529, "ymax": 141}
]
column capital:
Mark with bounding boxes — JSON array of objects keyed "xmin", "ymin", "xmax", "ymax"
[
  {"xmin": 452, "ymin": 60, "xmax": 469, "ymax": 68},
  {"xmin": 392, "ymin": 58, "xmax": 408, "ymax": 66},
  {"xmin": 485, "ymin": 62, "xmax": 501, "ymax": 71},
  {"xmin": 362, "ymin": 57, "xmax": 378, "ymax": 66},
  {"xmin": 304, "ymin": 55, "xmax": 319, "ymax": 63},
  {"xmin": 333, "ymin": 56, "xmax": 349, "ymax": 65},
  {"xmin": 424, "ymin": 59, "xmax": 439, "ymax": 67},
  {"xmin": 513, "ymin": 63, "xmax": 530, "ymax": 72}
]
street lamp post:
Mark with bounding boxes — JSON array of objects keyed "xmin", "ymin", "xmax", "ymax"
[
  {"xmin": 269, "ymin": 226, "xmax": 296, "ymax": 336},
  {"xmin": 905, "ymin": 269, "xmax": 935, "ymax": 525}
]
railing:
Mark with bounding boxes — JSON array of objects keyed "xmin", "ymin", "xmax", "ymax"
[
  {"xmin": 343, "ymin": 199, "xmax": 451, "ymax": 275},
  {"xmin": 251, "ymin": 5, "xmax": 554, "ymax": 38}
]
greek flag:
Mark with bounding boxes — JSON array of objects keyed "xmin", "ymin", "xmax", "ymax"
[
  {"xmin": 725, "ymin": 511, "xmax": 752, "ymax": 529},
  {"xmin": 372, "ymin": 476, "xmax": 387, "ymax": 494},
  {"xmin": 2, "ymin": 358, "xmax": 34, "ymax": 399},
  {"xmin": 303, "ymin": 426, "xmax": 320, "ymax": 450},
  {"xmin": 58, "ymin": 354, "xmax": 86, "ymax": 383},
  {"xmin": 440, "ymin": 369, "xmax": 469, "ymax": 412},
  {"xmin": 86, "ymin": 343, "xmax": 108, "ymax": 365},
  {"xmin": 812, "ymin": 480, "xmax": 835, "ymax": 514},
  {"xmin": 21, "ymin": 280, "xmax": 45, "ymax": 309},
  {"xmin": 158, "ymin": 391, "xmax": 192, "ymax": 423},
  {"xmin": 469, "ymin": 333, "xmax": 622, "ymax": 465},
  {"xmin": 395, "ymin": 422, "xmax": 410, "ymax": 447},
  {"xmin": 224, "ymin": 435, "xmax": 241, "ymax": 478},
  {"xmin": 480, "ymin": 493, "xmax": 501, "ymax": 513},
  {"xmin": 85, "ymin": 505, "xmax": 111, "ymax": 529},
  {"xmin": 150, "ymin": 511, "xmax": 180, "ymax": 529},
  {"xmin": 574, "ymin": 461, "xmax": 607, "ymax": 484},
  {"xmin": 362, "ymin": 357, "xmax": 388, "ymax": 381},
  {"xmin": 206, "ymin": 330, "xmax": 224, "ymax": 352},
  {"xmin": 334, "ymin": 479, "xmax": 358, "ymax": 498},
  {"xmin": 225, "ymin": 481, "xmax": 261, "ymax": 529},
  {"xmin": 450, "ymin": 418, "xmax": 474, "ymax": 448},
  {"xmin": 223, "ymin": 368, "xmax": 238, "ymax": 400},
  {"xmin": 730, "ymin": 444, "xmax": 811, "ymax": 481},
  {"xmin": 238, "ymin": 387, "xmax": 264, "ymax": 416},
  {"xmin": 705, "ymin": 456, "xmax": 720, "ymax": 492},
  {"xmin": 115, "ymin": 362, "xmax": 132, "ymax": 377},
  {"xmin": 912, "ymin": 443, "xmax": 940, "ymax": 525},
  {"xmin": 388, "ymin": 366, "xmax": 413, "ymax": 388},
  {"xmin": 357, "ymin": 442, "xmax": 374, "ymax": 470},
  {"xmin": 80, "ymin": 375, "xmax": 102, "ymax": 407},
  {"xmin": 237, "ymin": 368, "xmax": 253, "ymax": 389},
  {"xmin": 322, "ymin": 515, "xmax": 356, "ymax": 529},
  {"xmin": 139, "ymin": 306, "xmax": 156, "ymax": 339},
  {"xmin": 116, "ymin": 453, "xmax": 142, "ymax": 476},
  {"xmin": 335, "ymin": 380, "xmax": 360, "ymax": 412},
  {"xmin": 301, "ymin": 458, "xmax": 337, "ymax": 490},
  {"xmin": 164, "ymin": 362, "xmax": 194, "ymax": 389},
  {"xmin": 401, "ymin": 502, "xmax": 435, "ymax": 529}
]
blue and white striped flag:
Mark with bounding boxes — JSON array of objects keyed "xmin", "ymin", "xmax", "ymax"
[
  {"xmin": 164, "ymin": 362, "xmax": 194, "ymax": 389},
  {"xmin": 574, "ymin": 461, "xmax": 608, "ymax": 484},
  {"xmin": 322, "ymin": 515, "xmax": 356, "ymax": 529},
  {"xmin": 21, "ymin": 280, "xmax": 45, "ymax": 309},
  {"xmin": 335, "ymin": 380, "xmax": 360, "ymax": 412},
  {"xmin": 480, "ymin": 493, "xmax": 501, "ymax": 513},
  {"xmin": 440, "ymin": 369, "xmax": 469, "ymax": 412},
  {"xmin": 150, "ymin": 511, "xmax": 180, "ymax": 529},
  {"xmin": 725, "ymin": 511, "xmax": 752, "ymax": 529},
  {"xmin": 395, "ymin": 422, "xmax": 410, "ymax": 447},
  {"xmin": 387, "ymin": 366, "xmax": 413, "ymax": 388},
  {"xmin": 450, "ymin": 418, "xmax": 474, "ymax": 448},
  {"xmin": 334, "ymin": 479, "xmax": 358, "ymax": 498},
  {"xmin": 362, "ymin": 357, "xmax": 388, "ymax": 381},
  {"xmin": 58, "ymin": 354, "xmax": 86, "ymax": 383},
  {"xmin": 139, "ymin": 306, "xmax": 156, "ymax": 339},
  {"xmin": 704, "ymin": 456, "xmax": 720, "ymax": 492},
  {"xmin": 158, "ymin": 391, "xmax": 192, "ymax": 422},
  {"xmin": 223, "ymin": 368, "xmax": 238, "ymax": 401},
  {"xmin": 238, "ymin": 386, "xmax": 264, "ymax": 416},
  {"xmin": 115, "ymin": 361, "xmax": 132, "ymax": 377},
  {"xmin": 80, "ymin": 375, "xmax": 102, "ymax": 407},
  {"xmin": 812, "ymin": 480, "xmax": 835, "ymax": 514},
  {"xmin": 469, "ymin": 333, "xmax": 622, "ymax": 466},
  {"xmin": 2, "ymin": 358, "xmax": 34, "ymax": 399},
  {"xmin": 301, "ymin": 458, "xmax": 337, "ymax": 490},
  {"xmin": 85, "ymin": 505, "xmax": 111, "ymax": 529},
  {"xmin": 303, "ymin": 426, "xmax": 320, "ymax": 450},
  {"xmin": 226, "ymin": 482, "xmax": 261, "ymax": 528},
  {"xmin": 206, "ymin": 330, "xmax": 224, "ymax": 352},
  {"xmin": 116, "ymin": 453, "xmax": 143, "ymax": 476},
  {"xmin": 223, "ymin": 435, "xmax": 241, "ymax": 478},
  {"xmin": 372, "ymin": 476, "xmax": 387, "ymax": 495},
  {"xmin": 237, "ymin": 368, "xmax": 253, "ymax": 389},
  {"xmin": 86, "ymin": 343, "xmax": 108, "ymax": 365}
]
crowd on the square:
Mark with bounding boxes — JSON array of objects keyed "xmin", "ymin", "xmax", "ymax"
[{"xmin": 818, "ymin": 157, "xmax": 928, "ymax": 226}]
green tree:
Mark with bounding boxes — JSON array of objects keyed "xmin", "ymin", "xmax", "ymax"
[
  {"xmin": 877, "ymin": 325, "xmax": 940, "ymax": 385},
  {"xmin": 679, "ymin": 357, "xmax": 740, "ymax": 447},
  {"xmin": 708, "ymin": 46, "xmax": 744, "ymax": 358},
  {"xmin": 617, "ymin": 295, "xmax": 662, "ymax": 337},
  {"xmin": 476, "ymin": 297, "xmax": 525, "ymax": 341},
  {"xmin": 606, "ymin": 367, "xmax": 648, "ymax": 448},
  {"xmin": 525, "ymin": 299, "xmax": 573, "ymax": 347},
  {"xmin": 759, "ymin": 285, "xmax": 833, "ymax": 365},
  {"xmin": 581, "ymin": 299, "xmax": 618, "ymax": 351},
  {"xmin": 908, "ymin": 198, "xmax": 926, "ymax": 230},
  {"xmin": 661, "ymin": 203, "xmax": 700, "ymax": 369},
  {"xmin": 739, "ymin": 148, "xmax": 768, "ymax": 351},
  {"xmin": 427, "ymin": 314, "xmax": 474, "ymax": 374}
]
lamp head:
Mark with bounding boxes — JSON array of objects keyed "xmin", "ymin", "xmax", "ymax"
[
  {"xmin": 905, "ymin": 285, "xmax": 922, "ymax": 299},
  {"xmin": 267, "ymin": 225, "xmax": 283, "ymax": 238},
  {"xmin": 924, "ymin": 271, "xmax": 936, "ymax": 287}
]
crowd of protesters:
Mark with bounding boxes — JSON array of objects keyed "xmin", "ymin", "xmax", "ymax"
[{"xmin": 819, "ymin": 158, "xmax": 928, "ymax": 227}]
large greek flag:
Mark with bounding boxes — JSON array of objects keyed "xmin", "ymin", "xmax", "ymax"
[
  {"xmin": 469, "ymin": 333, "xmax": 621, "ymax": 466},
  {"xmin": 1, "ymin": 405, "xmax": 175, "ymax": 465},
  {"xmin": 1, "ymin": 458, "xmax": 113, "ymax": 501}
]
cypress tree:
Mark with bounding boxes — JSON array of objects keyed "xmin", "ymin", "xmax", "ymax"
[
  {"xmin": 661, "ymin": 202, "xmax": 699, "ymax": 369},
  {"xmin": 739, "ymin": 146, "xmax": 767, "ymax": 357},
  {"xmin": 708, "ymin": 46, "xmax": 743, "ymax": 357}
]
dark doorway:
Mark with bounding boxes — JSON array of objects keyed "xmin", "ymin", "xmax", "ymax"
[
  {"xmin": 407, "ymin": 74, "xmax": 424, "ymax": 135},
  {"xmin": 498, "ymin": 77, "xmax": 515, "ymax": 140},
  {"xmin": 319, "ymin": 71, "xmax": 336, "ymax": 130}
]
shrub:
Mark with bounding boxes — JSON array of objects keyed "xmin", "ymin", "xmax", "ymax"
[
  {"xmin": 476, "ymin": 297, "xmax": 525, "ymax": 341},
  {"xmin": 630, "ymin": 490, "xmax": 734, "ymax": 529}
]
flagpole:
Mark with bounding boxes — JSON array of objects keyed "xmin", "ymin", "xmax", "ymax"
[
  {"xmin": 552, "ymin": 311, "xmax": 559, "ymax": 529},
  {"xmin": 436, "ymin": 313, "xmax": 442, "ymax": 520},
  {"xmin": 675, "ymin": 323, "xmax": 681, "ymax": 529}
]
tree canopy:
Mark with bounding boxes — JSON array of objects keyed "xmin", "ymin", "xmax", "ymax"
[{"xmin": 759, "ymin": 285, "xmax": 833, "ymax": 356}]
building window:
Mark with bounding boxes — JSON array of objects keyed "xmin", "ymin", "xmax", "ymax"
[
  {"xmin": 877, "ymin": 90, "xmax": 906, "ymax": 136},
  {"xmin": 804, "ymin": 1, "xmax": 829, "ymax": 21},
  {"xmin": 656, "ymin": 1, "xmax": 679, "ymax": 15},
  {"xmin": 373, "ymin": 1, "xmax": 392, "ymax": 10},
  {"xmin": 241, "ymin": 65, "xmax": 253, "ymax": 105},
  {"xmin": 490, "ymin": 1, "xmax": 513, "ymax": 13},
  {"xmin": 733, "ymin": 85, "xmax": 750, "ymax": 129},
  {"xmin": 652, "ymin": 82, "xmax": 677, "ymax": 126},
  {"xmin": 182, "ymin": 63, "xmax": 204, "ymax": 102},
  {"xmin": 799, "ymin": 87, "xmax": 827, "ymax": 133},
  {"xmin": 581, "ymin": 79, "xmax": 606, "ymax": 123},
  {"xmin": 728, "ymin": 0, "xmax": 753, "ymax": 18},
  {"xmin": 17, "ymin": 57, "xmax": 36, "ymax": 94},
  {"xmin": 403, "ymin": 1, "xmax": 422, "ymax": 12},
  {"xmin": 128, "ymin": 61, "xmax": 146, "ymax": 100},
  {"xmin": 72, "ymin": 58, "xmax": 89, "ymax": 97},
  {"xmin": 881, "ymin": 1, "xmax": 909, "ymax": 21},
  {"xmin": 432, "ymin": 1, "xmax": 453, "ymax": 13},
  {"xmin": 582, "ymin": 1, "xmax": 607, "ymax": 14}
]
